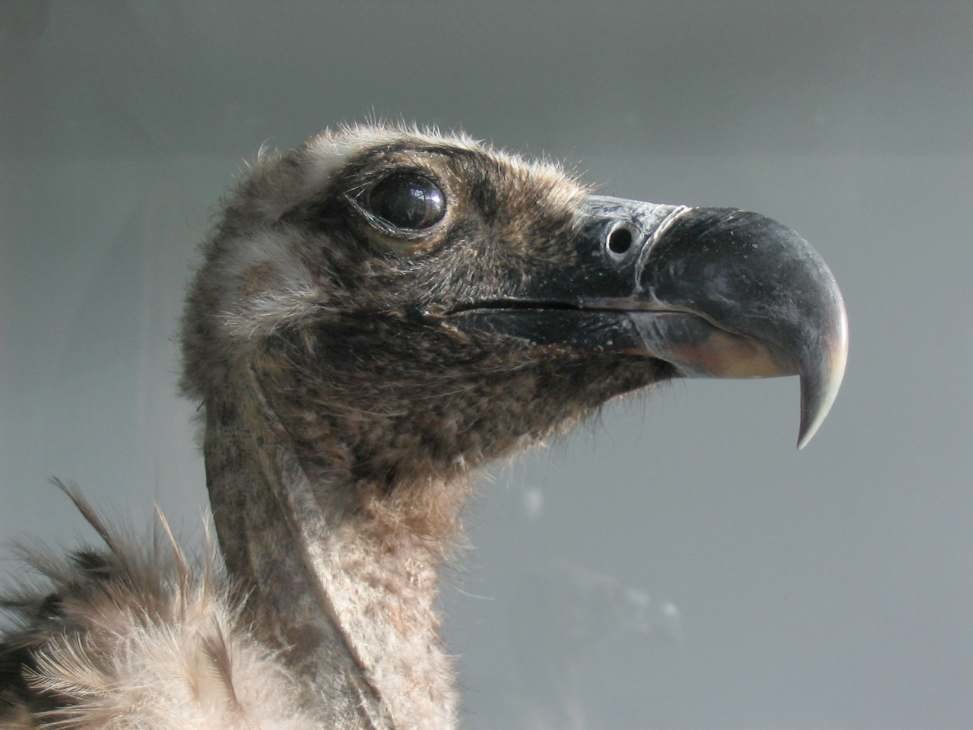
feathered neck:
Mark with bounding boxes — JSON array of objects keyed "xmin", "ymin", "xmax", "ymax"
[{"xmin": 203, "ymin": 365, "xmax": 462, "ymax": 730}]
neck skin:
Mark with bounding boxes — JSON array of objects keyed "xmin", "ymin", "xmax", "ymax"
[{"xmin": 203, "ymin": 366, "xmax": 463, "ymax": 730}]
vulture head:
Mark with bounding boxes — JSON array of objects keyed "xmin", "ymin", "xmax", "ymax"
[{"xmin": 183, "ymin": 125, "xmax": 847, "ymax": 502}]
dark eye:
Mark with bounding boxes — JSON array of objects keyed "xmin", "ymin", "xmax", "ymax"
[{"xmin": 365, "ymin": 173, "xmax": 446, "ymax": 230}]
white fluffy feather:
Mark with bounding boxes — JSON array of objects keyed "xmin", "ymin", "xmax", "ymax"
[{"xmin": 0, "ymin": 488, "xmax": 316, "ymax": 730}]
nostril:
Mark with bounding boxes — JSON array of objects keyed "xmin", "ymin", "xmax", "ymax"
[{"xmin": 606, "ymin": 225, "xmax": 634, "ymax": 256}]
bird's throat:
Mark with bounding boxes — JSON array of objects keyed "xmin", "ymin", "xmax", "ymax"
[{"xmin": 202, "ymin": 369, "xmax": 461, "ymax": 729}]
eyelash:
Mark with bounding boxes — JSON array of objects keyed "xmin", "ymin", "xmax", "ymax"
[{"xmin": 344, "ymin": 171, "xmax": 447, "ymax": 239}]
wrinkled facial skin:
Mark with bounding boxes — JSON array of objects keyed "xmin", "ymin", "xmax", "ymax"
[{"xmin": 254, "ymin": 142, "xmax": 666, "ymax": 486}]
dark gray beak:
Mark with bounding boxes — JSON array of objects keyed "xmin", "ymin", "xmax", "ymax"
[
  {"xmin": 447, "ymin": 195, "xmax": 849, "ymax": 448},
  {"xmin": 586, "ymin": 197, "xmax": 848, "ymax": 449}
]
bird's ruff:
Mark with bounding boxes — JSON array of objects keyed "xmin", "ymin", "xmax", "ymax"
[{"xmin": 0, "ymin": 486, "xmax": 316, "ymax": 729}]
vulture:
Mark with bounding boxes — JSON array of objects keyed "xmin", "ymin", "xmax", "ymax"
[{"xmin": 0, "ymin": 124, "xmax": 847, "ymax": 729}]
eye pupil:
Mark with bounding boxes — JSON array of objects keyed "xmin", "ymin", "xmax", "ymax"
[{"xmin": 367, "ymin": 174, "xmax": 445, "ymax": 229}]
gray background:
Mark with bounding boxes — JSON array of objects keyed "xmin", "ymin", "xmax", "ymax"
[{"xmin": 1, "ymin": 1, "xmax": 971, "ymax": 728}]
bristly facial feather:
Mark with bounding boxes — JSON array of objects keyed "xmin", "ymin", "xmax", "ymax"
[{"xmin": 181, "ymin": 123, "xmax": 660, "ymax": 508}]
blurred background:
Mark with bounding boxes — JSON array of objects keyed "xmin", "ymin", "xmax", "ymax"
[{"xmin": 1, "ymin": 1, "xmax": 971, "ymax": 727}]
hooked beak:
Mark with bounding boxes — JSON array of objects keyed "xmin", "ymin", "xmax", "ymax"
[{"xmin": 447, "ymin": 195, "xmax": 848, "ymax": 449}]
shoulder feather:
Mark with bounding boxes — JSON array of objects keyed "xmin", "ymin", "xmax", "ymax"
[{"xmin": 0, "ymin": 484, "xmax": 316, "ymax": 729}]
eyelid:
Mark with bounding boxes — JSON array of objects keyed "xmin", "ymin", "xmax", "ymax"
[
  {"xmin": 344, "ymin": 170, "xmax": 448, "ymax": 240},
  {"xmin": 344, "ymin": 193, "xmax": 432, "ymax": 241},
  {"xmin": 347, "ymin": 167, "xmax": 441, "ymax": 199}
]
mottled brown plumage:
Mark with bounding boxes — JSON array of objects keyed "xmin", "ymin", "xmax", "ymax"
[{"xmin": 0, "ymin": 123, "xmax": 847, "ymax": 729}]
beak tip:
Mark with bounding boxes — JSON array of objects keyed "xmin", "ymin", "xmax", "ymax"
[
  {"xmin": 795, "ymin": 310, "xmax": 849, "ymax": 450},
  {"xmin": 795, "ymin": 385, "xmax": 836, "ymax": 450},
  {"xmin": 796, "ymin": 423, "xmax": 818, "ymax": 451}
]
